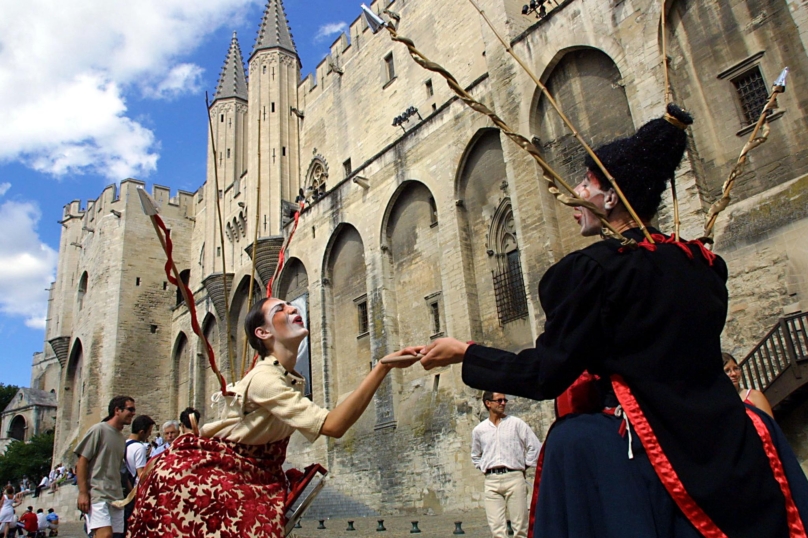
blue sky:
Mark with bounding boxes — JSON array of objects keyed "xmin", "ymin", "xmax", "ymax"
[{"xmin": 0, "ymin": 0, "xmax": 363, "ymax": 388}]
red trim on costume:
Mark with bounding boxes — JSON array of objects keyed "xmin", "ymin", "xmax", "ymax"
[
  {"xmin": 611, "ymin": 375, "xmax": 728, "ymax": 538},
  {"xmin": 526, "ymin": 443, "xmax": 546, "ymax": 538},
  {"xmin": 746, "ymin": 408, "xmax": 808, "ymax": 537},
  {"xmin": 619, "ymin": 233, "xmax": 716, "ymax": 266}
]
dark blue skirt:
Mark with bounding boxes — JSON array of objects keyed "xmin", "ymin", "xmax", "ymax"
[{"xmin": 533, "ymin": 406, "xmax": 808, "ymax": 538}]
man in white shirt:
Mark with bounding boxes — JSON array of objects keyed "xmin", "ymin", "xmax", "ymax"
[
  {"xmin": 471, "ymin": 391, "xmax": 541, "ymax": 538},
  {"xmin": 122, "ymin": 415, "xmax": 154, "ymax": 535}
]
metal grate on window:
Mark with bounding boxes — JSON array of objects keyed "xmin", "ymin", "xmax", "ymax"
[
  {"xmin": 493, "ymin": 252, "xmax": 529, "ymax": 325},
  {"xmin": 357, "ymin": 300, "xmax": 369, "ymax": 335},
  {"xmin": 733, "ymin": 68, "xmax": 769, "ymax": 125}
]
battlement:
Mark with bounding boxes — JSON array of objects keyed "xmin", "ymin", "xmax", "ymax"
[
  {"xmin": 62, "ymin": 179, "xmax": 195, "ymax": 227},
  {"xmin": 298, "ymin": 0, "xmax": 389, "ymax": 96}
]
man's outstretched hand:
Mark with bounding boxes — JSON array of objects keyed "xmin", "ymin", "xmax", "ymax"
[{"xmin": 420, "ymin": 338, "xmax": 469, "ymax": 370}]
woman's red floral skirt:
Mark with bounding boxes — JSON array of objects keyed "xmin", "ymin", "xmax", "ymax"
[{"xmin": 127, "ymin": 434, "xmax": 289, "ymax": 538}]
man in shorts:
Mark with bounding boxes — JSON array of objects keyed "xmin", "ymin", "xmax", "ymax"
[{"xmin": 75, "ymin": 396, "xmax": 135, "ymax": 538}]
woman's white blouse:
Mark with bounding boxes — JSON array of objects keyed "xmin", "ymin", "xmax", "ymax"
[{"xmin": 200, "ymin": 356, "xmax": 329, "ymax": 445}]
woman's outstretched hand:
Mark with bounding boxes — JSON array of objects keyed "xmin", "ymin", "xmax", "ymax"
[
  {"xmin": 379, "ymin": 346, "xmax": 424, "ymax": 369},
  {"xmin": 420, "ymin": 338, "xmax": 469, "ymax": 370}
]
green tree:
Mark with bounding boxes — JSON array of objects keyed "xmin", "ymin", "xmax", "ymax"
[
  {"xmin": 0, "ymin": 384, "xmax": 20, "ymax": 413},
  {"xmin": 0, "ymin": 431, "xmax": 54, "ymax": 487}
]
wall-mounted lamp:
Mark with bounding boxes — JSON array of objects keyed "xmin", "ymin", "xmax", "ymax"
[
  {"xmin": 110, "ymin": 209, "xmax": 122, "ymax": 218},
  {"xmin": 353, "ymin": 176, "xmax": 371, "ymax": 189},
  {"xmin": 238, "ymin": 202, "xmax": 245, "ymax": 208},
  {"xmin": 392, "ymin": 106, "xmax": 422, "ymax": 132},
  {"xmin": 82, "ymin": 226, "xmax": 94, "ymax": 233}
]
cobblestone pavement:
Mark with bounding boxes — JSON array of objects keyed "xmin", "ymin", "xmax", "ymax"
[{"xmin": 55, "ymin": 512, "xmax": 493, "ymax": 537}]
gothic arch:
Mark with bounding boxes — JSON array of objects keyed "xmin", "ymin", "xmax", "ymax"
[
  {"xmin": 531, "ymin": 46, "xmax": 634, "ymax": 253},
  {"xmin": 229, "ymin": 275, "xmax": 262, "ymax": 371},
  {"xmin": 77, "ymin": 271, "xmax": 88, "ymax": 311},
  {"xmin": 172, "ymin": 332, "xmax": 191, "ymax": 417},
  {"xmin": 306, "ymin": 155, "xmax": 329, "ymax": 199},
  {"xmin": 322, "ymin": 224, "xmax": 369, "ymax": 405},
  {"xmin": 196, "ymin": 314, "xmax": 220, "ymax": 413},
  {"xmin": 381, "ymin": 180, "xmax": 444, "ymax": 347},
  {"xmin": 456, "ymin": 129, "xmax": 532, "ymax": 350},
  {"xmin": 63, "ymin": 339, "xmax": 84, "ymax": 431},
  {"xmin": 275, "ymin": 258, "xmax": 309, "ymax": 302}
]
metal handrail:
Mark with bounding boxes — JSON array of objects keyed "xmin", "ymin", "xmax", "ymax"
[{"xmin": 739, "ymin": 311, "xmax": 808, "ymax": 392}]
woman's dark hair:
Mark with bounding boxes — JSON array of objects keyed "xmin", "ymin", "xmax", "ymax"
[
  {"xmin": 586, "ymin": 103, "xmax": 694, "ymax": 221},
  {"xmin": 722, "ymin": 352, "xmax": 737, "ymax": 366},
  {"xmin": 179, "ymin": 407, "xmax": 201, "ymax": 430},
  {"xmin": 245, "ymin": 298, "xmax": 272, "ymax": 357}
]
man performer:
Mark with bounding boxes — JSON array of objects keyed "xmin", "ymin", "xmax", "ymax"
[
  {"xmin": 419, "ymin": 104, "xmax": 808, "ymax": 537},
  {"xmin": 75, "ymin": 396, "xmax": 136, "ymax": 538},
  {"xmin": 472, "ymin": 392, "xmax": 540, "ymax": 538}
]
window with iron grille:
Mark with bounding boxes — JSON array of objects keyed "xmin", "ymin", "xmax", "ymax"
[
  {"xmin": 493, "ymin": 251, "xmax": 528, "ymax": 324},
  {"xmin": 356, "ymin": 298, "xmax": 369, "ymax": 336},
  {"xmin": 732, "ymin": 67, "xmax": 769, "ymax": 125}
]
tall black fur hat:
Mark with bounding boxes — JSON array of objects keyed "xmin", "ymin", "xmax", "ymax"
[{"xmin": 584, "ymin": 103, "xmax": 693, "ymax": 220}]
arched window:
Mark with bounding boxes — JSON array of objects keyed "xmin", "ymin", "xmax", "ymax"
[
  {"xmin": 488, "ymin": 199, "xmax": 527, "ymax": 325},
  {"xmin": 306, "ymin": 157, "xmax": 329, "ymax": 200},
  {"xmin": 77, "ymin": 272, "xmax": 88, "ymax": 310},
  {"xmin": 176, "ymin": 269, "xmax": 190, "ymax": 306}
]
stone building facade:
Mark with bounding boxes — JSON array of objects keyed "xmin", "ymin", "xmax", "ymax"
[{"xmin": 39, "ymin": 0, "xmax": 808, "ymax": 515}]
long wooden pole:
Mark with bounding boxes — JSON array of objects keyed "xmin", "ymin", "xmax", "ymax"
[
  {"xmin": 241, "ymin": 116, "xmax": 263, "ymax": 379},
  {"xmin": 466, "ymin": 0, "xmax": 654, "ymax": 243},
  {"xmin": 205, "ymin": 93, "xmax": 236, "ymax": 379}
]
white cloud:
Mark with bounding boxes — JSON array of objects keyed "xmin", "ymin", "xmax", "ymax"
[
  {"xmin": 0, "ymin": 198, "xmax": 58, "ymax": 329},
  {"xmin": 0, "ymin": 183, "xmax": 9, "ymax": 197},
  {"xmin": 314, "ymin": 22, "xmax": 348, "ymax": 43},
  {"xmin": 0, "ymin": 0, "xmax": 261, "ymax": 180},
  {"xmin": 142, "ymin": 63, "xmax": 205, "ymax": 100}
]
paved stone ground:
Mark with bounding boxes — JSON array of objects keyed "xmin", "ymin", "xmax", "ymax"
[{"xmin": 54, "ymin": 511, "xmax": 493, "ymax": 537}]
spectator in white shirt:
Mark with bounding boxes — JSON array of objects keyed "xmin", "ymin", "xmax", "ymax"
[
  {"xmin": 471, "ymin": 391, "xmax": 541, "ymax": 538},
  {"xmin": 122, "ymin": 415, "xmax": 154, "ymax": 535}
]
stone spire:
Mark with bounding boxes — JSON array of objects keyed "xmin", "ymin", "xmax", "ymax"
[
  {"xmin": 252, "ymin": 0, "xmax": 297, "ymax": 57},
  {"xmin": 214, "ymin": 32, "xmax": 248, "ymax": 102}
]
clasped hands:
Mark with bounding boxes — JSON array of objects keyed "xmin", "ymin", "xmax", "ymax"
[{"xmin": 380, "ymin": 337, "xmax": 470, "ymax": 370}]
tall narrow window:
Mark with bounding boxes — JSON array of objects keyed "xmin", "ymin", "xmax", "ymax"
[
  {"xmin": 430, "ymin": 302, "xmax": 440, "ymax": 335},
  {"xmin": 356, "ymin": 296, "xmax": 369, "ymax": 336},
  {"xmin": 271, "ymin": 102, "xmax": 275, "ymax": 113},
  {"xmin": 490, "ymin": 199, "xmax": 528, "ymax": 324},
  {"xmin": 343, "ymin": 158, "xmax": 352, "ymax": 178},
  {"xmin": 384, "ymin": 53, "xmax": 395, "ymax": 82},
  {"xmin": 220, "ymin": 114, "xmax": 224, "ymax": 123},
  {"xmin": 732, "ymin": 67, "xmax": 769, "ymax": 126},
  {"xmin": 425, "ymin": 79, "xmax": 434, "ymax": 97},
  {"xmin": 77, "ymin": 272, "xmax": 88, "ymax": 311}
]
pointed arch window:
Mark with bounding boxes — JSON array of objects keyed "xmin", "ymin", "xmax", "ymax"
[
  {"xmin": 77, "ymin": 272, "xmax": 88, "ymax": 311},
  {"xmin": 489, "ymin": 200, "xmax": 528, "ymax": 324},
  {"xmin": 306, "ymin": 157, "xmax": 328, "ymax": 200}
]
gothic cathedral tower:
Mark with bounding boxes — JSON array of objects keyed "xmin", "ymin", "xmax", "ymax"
[{"xmin": 247, "ymin": 0, "xmax": 302, "ymax": 238}]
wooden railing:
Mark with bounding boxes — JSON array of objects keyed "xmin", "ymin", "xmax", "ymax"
[{"xmin": 739, "ymin": 312, "xmax": 808, "ymax": 408}]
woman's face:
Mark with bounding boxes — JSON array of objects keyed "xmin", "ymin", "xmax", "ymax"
[
  {"xmin": 262, "ymin": 299, "xmax": 308, "ymax": 348},
  {"xmin": 723, "ymin": 359, "xmax": 742, "ymax": 388}
]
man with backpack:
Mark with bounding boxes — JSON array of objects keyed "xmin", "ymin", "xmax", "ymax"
[{"xmin": 120, "ymin": 415, "xmax": 154, "ymax": 536}]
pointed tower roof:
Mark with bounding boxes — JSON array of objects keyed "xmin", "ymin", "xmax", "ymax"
[
  {"xmin": 214, "ymin": 32, "xmax": 248, "ymax": 102},
  {"xmin": 252, "ymin": 0, "xmax": 298, "ymax": 57}
]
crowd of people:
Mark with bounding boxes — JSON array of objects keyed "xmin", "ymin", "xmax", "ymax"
[{"xmin": 0, "ymin": 485, "xmax": 59, "ymax": 538}]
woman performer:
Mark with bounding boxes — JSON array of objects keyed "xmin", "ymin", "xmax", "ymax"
[
  {"xmin": 420, "ymin": 104, "xmax": 808, "ymax": 537},
  {"xmin": 723, "ymin": 352, "xmax": 774, "ymax": 418},
  {"xmin": 127, "ymin": 298, "xmax": 419, "ymax": 538}
]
